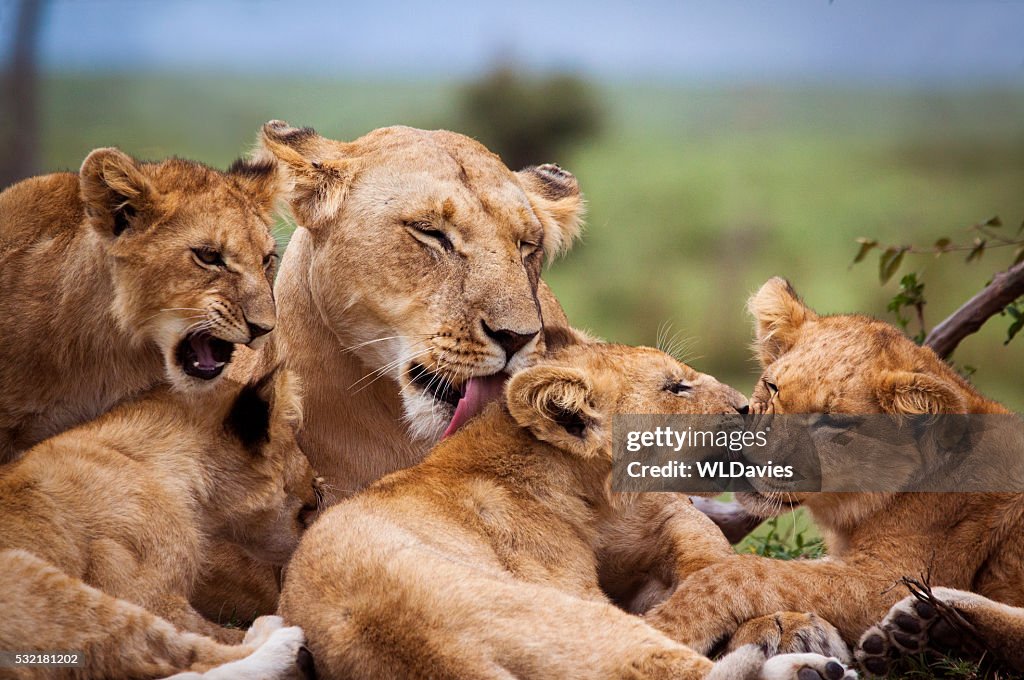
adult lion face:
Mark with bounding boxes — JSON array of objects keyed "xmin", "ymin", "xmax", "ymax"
[
  {"xmin": 80, "ymin": 148, "xmax": 280, "ymax": 390},
  {"xmin": 260, "ymin": 122, "xmax": 584, "ymax": 440}
]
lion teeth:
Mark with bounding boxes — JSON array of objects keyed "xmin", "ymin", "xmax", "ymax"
[{"xmin": 214, "ymin": 361, "xmax": 226, "ymax": 368}]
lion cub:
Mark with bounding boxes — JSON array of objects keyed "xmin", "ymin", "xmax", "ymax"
[
  {"xmin": 0, "ymin": 148, "xmax": 280, "ymax": 462},
  {"xmin": 279, "ymin": 343, "xmax": 853, "ymax": 680},
  {"xmin": 642, "ymin": 277, "xmax": 1024, "ymax": 675},
  {"xmin": 0, "ymin": 367, "xmax": 322, "ymax": 679}
]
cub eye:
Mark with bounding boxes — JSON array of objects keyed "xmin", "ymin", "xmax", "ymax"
[
  {"xmin": 262, "ymin": 253, "xmax": 278, "ymax": 270},
  {"xmin": 664, "ymin": 380, "xmax": 692, "ymax": 396},
  {"xmin": 191, "ymin": 247, "xmax": 225, "ymax": 268},
  {"xmin": 407, "ymin": 221, "xmax": 453, "ymax": 252}
]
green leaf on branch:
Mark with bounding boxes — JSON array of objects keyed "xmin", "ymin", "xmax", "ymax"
[
  {"xmin": 966, "ymin": 239, "xmax": 986, "ymax": 263},
  {"xmin": 886, "ymin": 272, "xmax": 926, "ymax": 340},
  {"xmin": 879, "ymin": 247, "xmax": 906, "ymax": 284},
  {"xmin": 985, "ymin": 216, "xmax": 1002, "ymax": 228},
  {"xmin": 852, "ymin": 238, "xmax": 877, "ymax": 265},
  {"xmin": 1005, "ymin": 301, "xmax": 1024, "ymax": 345}
]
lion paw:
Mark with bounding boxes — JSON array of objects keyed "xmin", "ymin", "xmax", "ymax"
[
  {"xmin": 762, "ymin": 653, "xmax": 858, "ymax": 680},
  {"xmin": 243, "ymin": 615, "xmax": 286, "ymax": 647},
  {"xmin": 855, "ymin": 588, "xmax": 981, "ymax": 676},
  {"xmin": 204, "ymin": 626, "xmax": 307, "ymax": 680},
  {"xmin": 711, "ymin": 645, "xmax": 857, "ymax": 680},
  {"xmin": 730, "ymin": 612, "xmax": 851, "ymax": 663}
]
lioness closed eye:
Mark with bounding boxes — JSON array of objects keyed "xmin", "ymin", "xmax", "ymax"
[{"xmin": 0, "ymin": 148, "xmax": 280, "ymax": 461}]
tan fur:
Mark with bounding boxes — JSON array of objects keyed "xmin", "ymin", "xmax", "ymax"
[
  {"xmin": 0, "ymin": 148, "xmax": 279, "ymax": 462},
  {"xmin": 278, "ymin": 343, "xmax": 850, "ymax": 679},
  {"xmin": 0, "ymin": 369, "xmax": 321, "ymax": 679},
  {"xmin": 645, "ymin": 277, "xmax": 1024, "ymax": 658},
  {"xmin": 198, "ymin": 121, "xmax": 585, "ymax": 618},
  {"xmin": 238, "ymin": 120, "xmax": 585, "ymax": 493}
]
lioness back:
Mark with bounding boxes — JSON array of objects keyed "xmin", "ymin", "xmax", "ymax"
[{"xmin": 0, "ymin": 148, "xmax": 281, "ymax": 461}]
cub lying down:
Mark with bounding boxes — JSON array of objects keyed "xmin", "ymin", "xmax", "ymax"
[
  {"xmin": 280, "ymin": 343, "xmax": 855, "ymax": 680},
  {"xmin": 0, "ymin": 368, "xmax": 322, "ymax": 680}
]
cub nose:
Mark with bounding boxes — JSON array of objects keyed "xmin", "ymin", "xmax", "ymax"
[
  {"xmin": 736, "ymin": 404, "xmax": 750, "ymax": 415},
  {"xmin": 481, "ymin": 320, "xmax": 539, "ymax": 361},
  {"xmin": 246, "ymin": 321, "xmax": 273, "ymax": 340}
]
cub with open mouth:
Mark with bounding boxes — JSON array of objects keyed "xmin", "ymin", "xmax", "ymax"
[{"xmin": 0, "ymin": 146, "xmax": 280, "ymax": 461}]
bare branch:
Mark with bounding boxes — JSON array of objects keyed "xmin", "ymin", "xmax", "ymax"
[{"xmin": 924, "ymin": 259, "xmax": 1024, "ymax": 359}]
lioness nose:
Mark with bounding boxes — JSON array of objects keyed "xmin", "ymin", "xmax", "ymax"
[
  {"xmin": 736, "ymin": 404, "xmax": 750, "ymax": 415},
  {"xmin": 481, "ymin": 320, "xmax": 538, "ymax": 361},
  {"xmin": 247, "ymin": 321, "xmax": 273, "ymax": 339}
]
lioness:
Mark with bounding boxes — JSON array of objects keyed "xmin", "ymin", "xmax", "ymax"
[
  {"xmin": 0, "ymin": 148, "xmax": 279, "ymax": 462},
  {"xmin": 0, "ymin": 367, "xmax": 321, "ymax": 679},
  {"xmin": 643, "ymin": 277, "xmax": 1024, "ymax": 673},
  {"xmin": 197, "ymin": 120, "xmax": 585, "ymax": 618},
  {"xmin": 279, "ymin": 343, "xmax": 854, "ymax": 680},
  {"xmin": 238, "ymin": 120, "xmax": 584, "ymax": 491}
]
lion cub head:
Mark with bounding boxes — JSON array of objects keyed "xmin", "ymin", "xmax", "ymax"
[
  {"xmin": 736, "ymin": 277, "xmax": 1005, "ymax": 521},
  {"xmin": 258, "ymin": 121, "xmax": 584, "ymax": 440},
  {"xmin": 506, "ymin": 343, "xmax": 749, "ymax": 460},
  {"xmin": 209, "ymin": 367, "xmax": 323, "ymax": 565},
  {"xmin": 79, "ymin": 148, "xmax": 280, "ymax": 389}
]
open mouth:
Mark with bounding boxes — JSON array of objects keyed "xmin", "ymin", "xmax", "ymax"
[
  {"xmin": 409, "ymin": 363, "xmax": 463, "ymax": 407},
  {"xmin": 175, "ymin": 331, "xmax": 235, "ymax": 380},
  {"xmin": 408, "ymin": 363, "xmax": 509, "ymax": 438}
]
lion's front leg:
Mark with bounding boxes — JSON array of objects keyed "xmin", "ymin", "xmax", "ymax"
[
  {"xmin": 597, "ymin": 494, "xmax": 734, "ymax": 614},
  {"xmin": 645, "ymin": 555, "xmax": 897, "ymax": 654}
]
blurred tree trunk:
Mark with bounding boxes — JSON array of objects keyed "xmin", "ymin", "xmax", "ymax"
[{"xmin": 1, "ymin": 0, "xmax": 44, "ymax": 189}]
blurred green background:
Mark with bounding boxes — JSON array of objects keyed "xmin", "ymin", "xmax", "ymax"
[{"xmin": 32, "ymin": 75, "xmax": 1024, "ymax": 408}]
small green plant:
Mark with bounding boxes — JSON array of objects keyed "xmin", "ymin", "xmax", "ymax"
[
  {"xmin": 740, "ymin": 516, "xmax": 824, "ymax": 560},
  {"xmin": 887, "ymin": 272, "xmax": 928, "ymax": 343},
  {"xmin": 852, "ymin": 216, "xmax": 1024, "ymax": 354}
]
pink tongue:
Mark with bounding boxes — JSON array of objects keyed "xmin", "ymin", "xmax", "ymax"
[
  {"xmin": 190, "ymin": 334, "xmax": 218, "ymax": 370},
  {"xmin": 442, "ymin": 373, "xmax": 508, "ymax": 439}
]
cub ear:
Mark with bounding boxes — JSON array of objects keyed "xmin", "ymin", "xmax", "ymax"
[
  {"xmin": 226, "ymin": 156, "xmax": 280, "ymax": 214},
  {"xmin": 748, "ymin": 277, "xmax": 817, "ymax": 366},
  {"xmin": 79, "ymin": 147, "xmax": 156, "ymax": 237},
  {"xmin": 256, "ymin": 120, "xmax": 352, "ymax": 230},
  {"xmin": 225, "ymin": 366, "xmax": 303, "ymax": 452},
  {"xmin": 506, "ymin": 364, "xmax": 604, "ymax": 457},
  {"xmin": 516, "ymin": 164, "xmax": 585, "ymax": 260},
  {"xmin": 876, "ymin": 371, "xmax": 965, "ymax": 416}
]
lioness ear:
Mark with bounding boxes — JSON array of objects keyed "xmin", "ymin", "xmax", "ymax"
[
  {"xmin": 517, "ymin": 164, "xmax": 585, "ymax": 259},
  {"xmin": 748, "ymin": 277, "xmax": 817, "ymax": 366},
  {"xmin": 876, "ymin": 371, "xmax": 965, "ymax": 416},
  {"xmin": 257, "ymin": 120, "xmax": 352, "ymax": 230},
  {"xmin": 506, "ymin": 365, "xmax": 603, "ymax": 457},
  {"xmin": 80, "ymin": 147, "xmax": 156, "ymax": 237}
]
